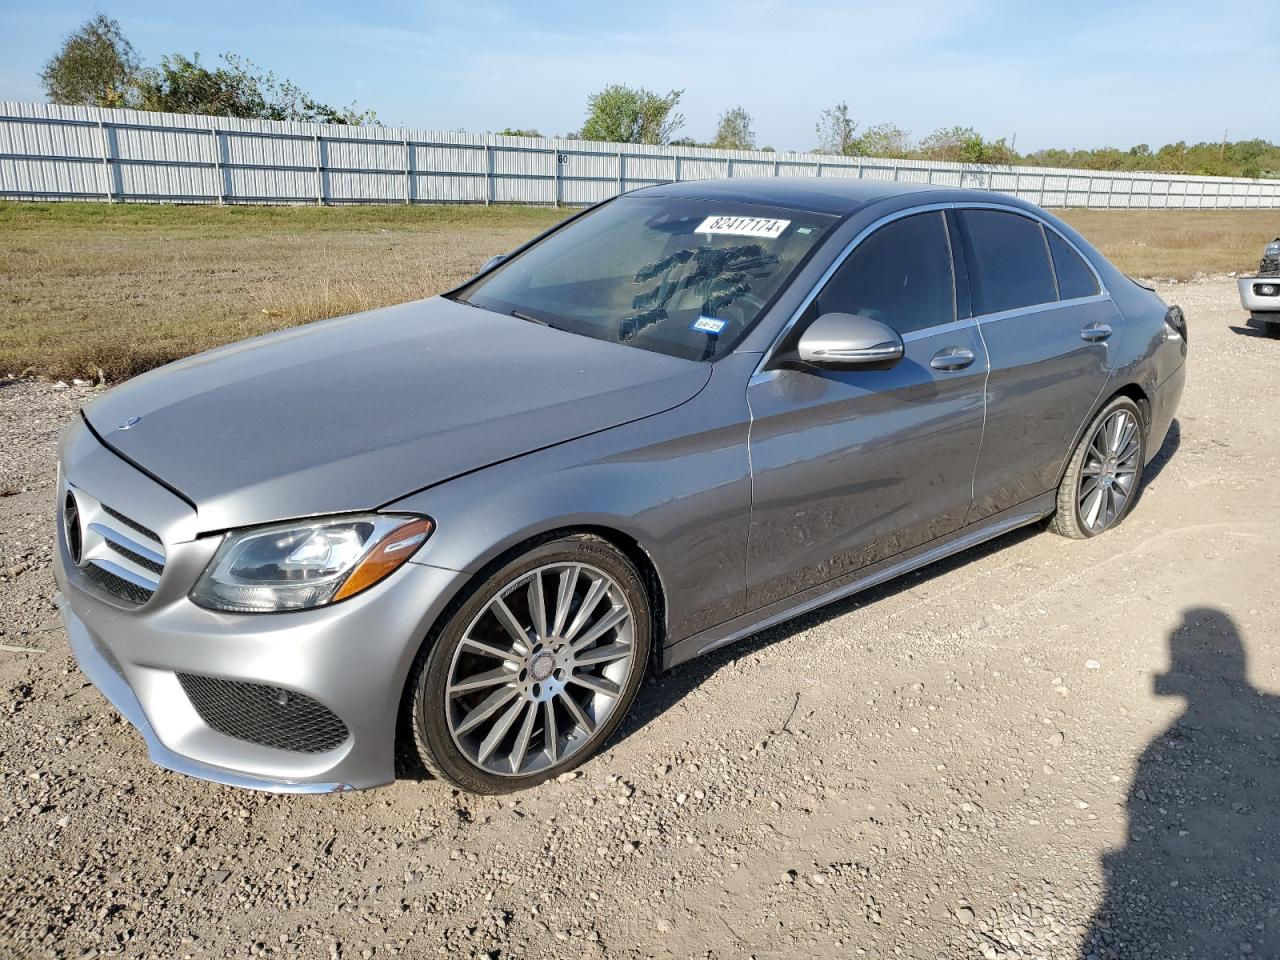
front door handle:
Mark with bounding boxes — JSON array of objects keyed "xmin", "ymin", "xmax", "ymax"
[
  {"xmin": 1081, "ymin": 322, "xmax": 1113, "ymax": 342},
  {"xmin": 930, "ymin": 347, "xmax": 976, "ymax": 371}
]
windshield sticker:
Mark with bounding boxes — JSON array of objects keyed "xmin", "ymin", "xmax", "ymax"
[
  {"xmin": 690, "ymin": 316, "xmax": 728, "ymax": 335},
  {"xmin": 694, "ymin": 215, "xmax": 791, "ymax": 239}
]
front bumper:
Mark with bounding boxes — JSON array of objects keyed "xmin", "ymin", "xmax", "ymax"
[
  {"xmin": 55, "ymin": 419, "xmax": 469, "ymax": 793},
  {"xmin": 1238, "ymin": 276, "xmax": 1280, "ymax": 314},
  {"xmin": 58, "ymin": 595, "xmax": 353, "ymax": 793}
]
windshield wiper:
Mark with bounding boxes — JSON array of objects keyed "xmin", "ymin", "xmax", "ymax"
[{"xmin": 511, "ymin": 310, "xmax": 558, "ymax": 330}]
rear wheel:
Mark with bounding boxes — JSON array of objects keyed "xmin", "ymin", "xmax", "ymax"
[
  {"xmin": 403, "ymin": 534, "xmax": 651, "ymax": 793},
  {"xmin": 1050, "ymin": 396, "xmax": 1146, "ymax": 539}
]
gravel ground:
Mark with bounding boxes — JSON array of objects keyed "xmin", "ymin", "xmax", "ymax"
[{"xmin": 1, "ymin": 279, "xmax": 1277, "ymax": 960}]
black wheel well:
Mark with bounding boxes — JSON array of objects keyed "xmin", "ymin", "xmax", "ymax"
[
  {"xmin": 458, "ymin": 525, "xmax": 668, "ymax": 664},
  {"xmin": 567, "ymin": 525, "xmax": 669, "ymax": 662},
  {"xmin": 1109, "ymin": 382, "xmax": 1152, "ymax": 432}
]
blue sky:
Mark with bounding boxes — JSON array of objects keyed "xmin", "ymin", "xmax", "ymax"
[{"xmin": 1, "ymin": 1, "xmax": 1275, "ymax": 152}]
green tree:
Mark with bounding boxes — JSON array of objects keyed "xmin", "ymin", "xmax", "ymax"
[
  {"xmin": 814, "ymin": 101, "xmax": 858, "ymax": 155},
  {"xmin": 713, "ymin": 106, "xmax": 755, "ymax": 151},
  {"xmin": 40, "ymin": 14, "xmax": 140, "ymax": 108},
  {"xmin": 133, "ymin": 52, "xmax": 375, "ymax": 124},
  {"xmin": 579, "ymin": 84, "xmax": 684, "ymax": 144},
  {"xmin": 919, "ymin": 126, "xmax": 1015, "ymax": 165},
  {"xmin": 855, "ymin": 122, "xmax": 912, "ymax": 158},
  {"xmin": 498, "ymin": 128, "xmax": 543, "ymax": 138}
]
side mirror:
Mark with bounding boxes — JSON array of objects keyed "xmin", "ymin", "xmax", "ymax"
[
  {"xmin": 480, "ymin": 254, "xmax": 506, "ymax": 272},
  {"xmin": 795, "ymin": 313, "xmax": 904, "ymax": 370}
]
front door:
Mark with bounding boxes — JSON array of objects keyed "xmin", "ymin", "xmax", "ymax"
[{"xmin": 745, "ymin": 210, "xmax": 988, "ymax": 609}]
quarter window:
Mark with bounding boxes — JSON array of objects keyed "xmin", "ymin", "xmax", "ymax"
[
  {"xmin": 816, "ymin": 211, "xmax": 955, "ymax": 335},
  {"xmin": 1047, "ymin": 230, "xmax": 1101, "ymax": 300},
  {"xmin": 956, "ymin": 210, "xmax": 1057, "ymax": 315}
]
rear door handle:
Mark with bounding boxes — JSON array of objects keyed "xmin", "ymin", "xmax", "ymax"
[
  {"xmin": 1081, "ymin": 322, "xmax": 1113, "ymax": 342},
  {"xmin": 930, "ymin": 347, "xmax": 976, "ymax": 371}
]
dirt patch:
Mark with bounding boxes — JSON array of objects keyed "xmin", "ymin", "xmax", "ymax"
[{"xmin": 1, "ymin": 280, "xmax": 1278, "ymax": 960}]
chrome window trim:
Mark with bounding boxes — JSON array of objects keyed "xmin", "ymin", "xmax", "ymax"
[
  {"xmin": 973, "ymin": 292, "xmax": 1112, "ymax": 326},
  {"xmin": 751, "ymin": 199, "xmax": 1111, "ymax": 380},
  {"xmin": 901, "ymin": 315, "xmax": 979, "ymax": 344}
]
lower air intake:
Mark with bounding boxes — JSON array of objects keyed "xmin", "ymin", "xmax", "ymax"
[{"xmin": 177, "ymin": 674, "xmax": 349, "ymax": 754}]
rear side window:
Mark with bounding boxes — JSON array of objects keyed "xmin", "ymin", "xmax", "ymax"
[
  {"xmin": 956, "ymin": 210, "xmax": 1057, "ymax": 315},
  {"xmin": 816, "ymin": 211, "xmax": 955, "ymax": 335},
  {"xmin": 1047, "ymin": 230, "xmax": 1101, "ymax": 300}
]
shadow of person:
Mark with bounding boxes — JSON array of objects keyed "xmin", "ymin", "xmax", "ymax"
[{"xmin": 1082, "ymin": 608, "xmax": 1280, "ymax": 959}]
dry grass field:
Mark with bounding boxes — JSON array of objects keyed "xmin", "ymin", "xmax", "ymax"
[
  {"xmin": 0, "ymin": 201, "xmax": 1275, "ymax": 381},
  {"xmin": 0, "ymin": 202, "xmax": 566, "ymax": 381},
  {"xmin": 1057, "ymin": 208, "xmax": 1278, "ymax": 279}
]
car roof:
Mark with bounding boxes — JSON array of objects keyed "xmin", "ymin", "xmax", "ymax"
[{"xmin": 630, "ymin": 176, "xmax": 950, "ymax": 216}]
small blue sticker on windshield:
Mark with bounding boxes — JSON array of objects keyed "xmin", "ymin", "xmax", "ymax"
[{"xmin": 691, "ymin": 316, "xmax": 727, "ymax": 335}]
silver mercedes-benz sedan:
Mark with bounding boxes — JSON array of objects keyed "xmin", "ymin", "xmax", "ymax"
[{"xmin": 54, "ymin": 178, "xmax": 1187, "ymax": 794}]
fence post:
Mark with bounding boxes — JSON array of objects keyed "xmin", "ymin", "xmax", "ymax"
[
  {"xmin": 616, "ymin": 150, "xmax": 624, "ymax": 196},
  {"xmin": 773, "ymin": 158, "xmax": 780, "ymax": 178},
  {"xmin": 404, "ymin": 133, "xmax": 411, "ymax": 205},
  {"xmin": 674, "ymin": 155, "xmax": 681, "ymax": 183},
  {"xmin": 725, "ymin": 157, "xmax": 732, "ymax": 179},
  {"xmin": 96, "ymin": 118, "xmax": 113, "ymax": 202},
  {"xmin": 815, "ymin": 162, "xmax": 822, "ymax": 178},
  {"xmin": 553, "ymin": 146, "xmax": 561, "ymax": 207},
  {"xmin": 313, "ymin": 133, "xmax": 323, "ymax": 206},
  {"xmin": 210, "ymin": 128, "xmax": 224, "ymax": 204},
  {"xmin": 484, "ymin": 142, "xmax": 492, "ymax": 205}
]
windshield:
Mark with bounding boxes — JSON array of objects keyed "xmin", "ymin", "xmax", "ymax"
[{"xmin": 453, "ymin": 197, "xmax": 837, "ymax": 361}]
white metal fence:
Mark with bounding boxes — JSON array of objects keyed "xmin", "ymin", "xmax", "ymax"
[{"xmin": 3, "ymin": 100, "xmax": 1279, "ymax": 210}]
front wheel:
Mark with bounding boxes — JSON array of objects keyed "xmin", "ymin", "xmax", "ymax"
[
  {"xmin": 402, "ymin": 534, "xmax": 651, "ymax": 793},
  {"xmin": 1050, "ymin": 396, "xmax": 1146, "ymax": 539}
]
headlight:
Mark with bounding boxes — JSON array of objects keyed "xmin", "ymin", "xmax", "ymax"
[
  {"xmin": 190, "ymin": 514, "xmax": 434, "ymax": 613},
  {"xmin": 1266, "ymin": 241, "xmax": 1280, "ymax": 258}
]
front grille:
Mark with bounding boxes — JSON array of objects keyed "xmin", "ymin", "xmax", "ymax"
[
  {"xmin": 177, "ymin": 674, "xmax": 350, "ymax": 754},
  {"xmin": 101, "ymin": 504, "xmax": 161, "ymax": 545},
  {"xmin": 104, "ymin": 539, "xmax": 164, "ymax": 575},
  {"xmin": 83, "ymin": 563, "xmax": 155, "ymax": 605},
  {"xmin": 63, "ymin": 488, "xmax": 167, "ymax": 607}
]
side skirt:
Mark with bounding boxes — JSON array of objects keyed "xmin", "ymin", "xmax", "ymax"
[{"xmin": 661, "ymin": 492, "xmax": 1055, "ymax": 670}]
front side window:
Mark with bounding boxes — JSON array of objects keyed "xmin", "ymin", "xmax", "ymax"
[
  {"xmin": 956, "ymin": 209, "xmax": 1057, "ymax": 315},
  {"xmin": 815, "ymin": 211, "xmax": 955, "ymax": 335},
  {"xmin": 1047, "ymin": 230, "xmax": 1101, "ymax": 300},
  {"xmin": 454, "ymin": 197, "xmax": 836, "ymax": 361}
]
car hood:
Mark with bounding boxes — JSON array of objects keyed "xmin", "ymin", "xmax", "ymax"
[{"xmin": 84, "ymin": 297, "xmax": 711, "ymax": 534}]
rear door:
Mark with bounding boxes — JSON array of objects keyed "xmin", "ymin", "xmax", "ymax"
[
  {"xmin": 956, "ymin": 208, "xmax": 1122, "ymax": 520},
  {"xmin": 744, "ymin": 210, "xmax": 988, "ymax": 609}
]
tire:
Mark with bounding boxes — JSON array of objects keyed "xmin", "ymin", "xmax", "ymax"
[
  {"xmin": 1050, "ymin": 396, "xmax": 1147, "ymax": 539},
  {"xmin": 401, "ymin": 533, "xmax": 652, "ymax": 794}
]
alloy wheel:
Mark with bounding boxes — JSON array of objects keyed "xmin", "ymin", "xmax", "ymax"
[
  {"xmin": 445, "ymin": 562, "xmax": 637, "ymax": 777},
  {"xmin": 1078, "ymin": 408, "xmax": 1141, "ymax": 533}
]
